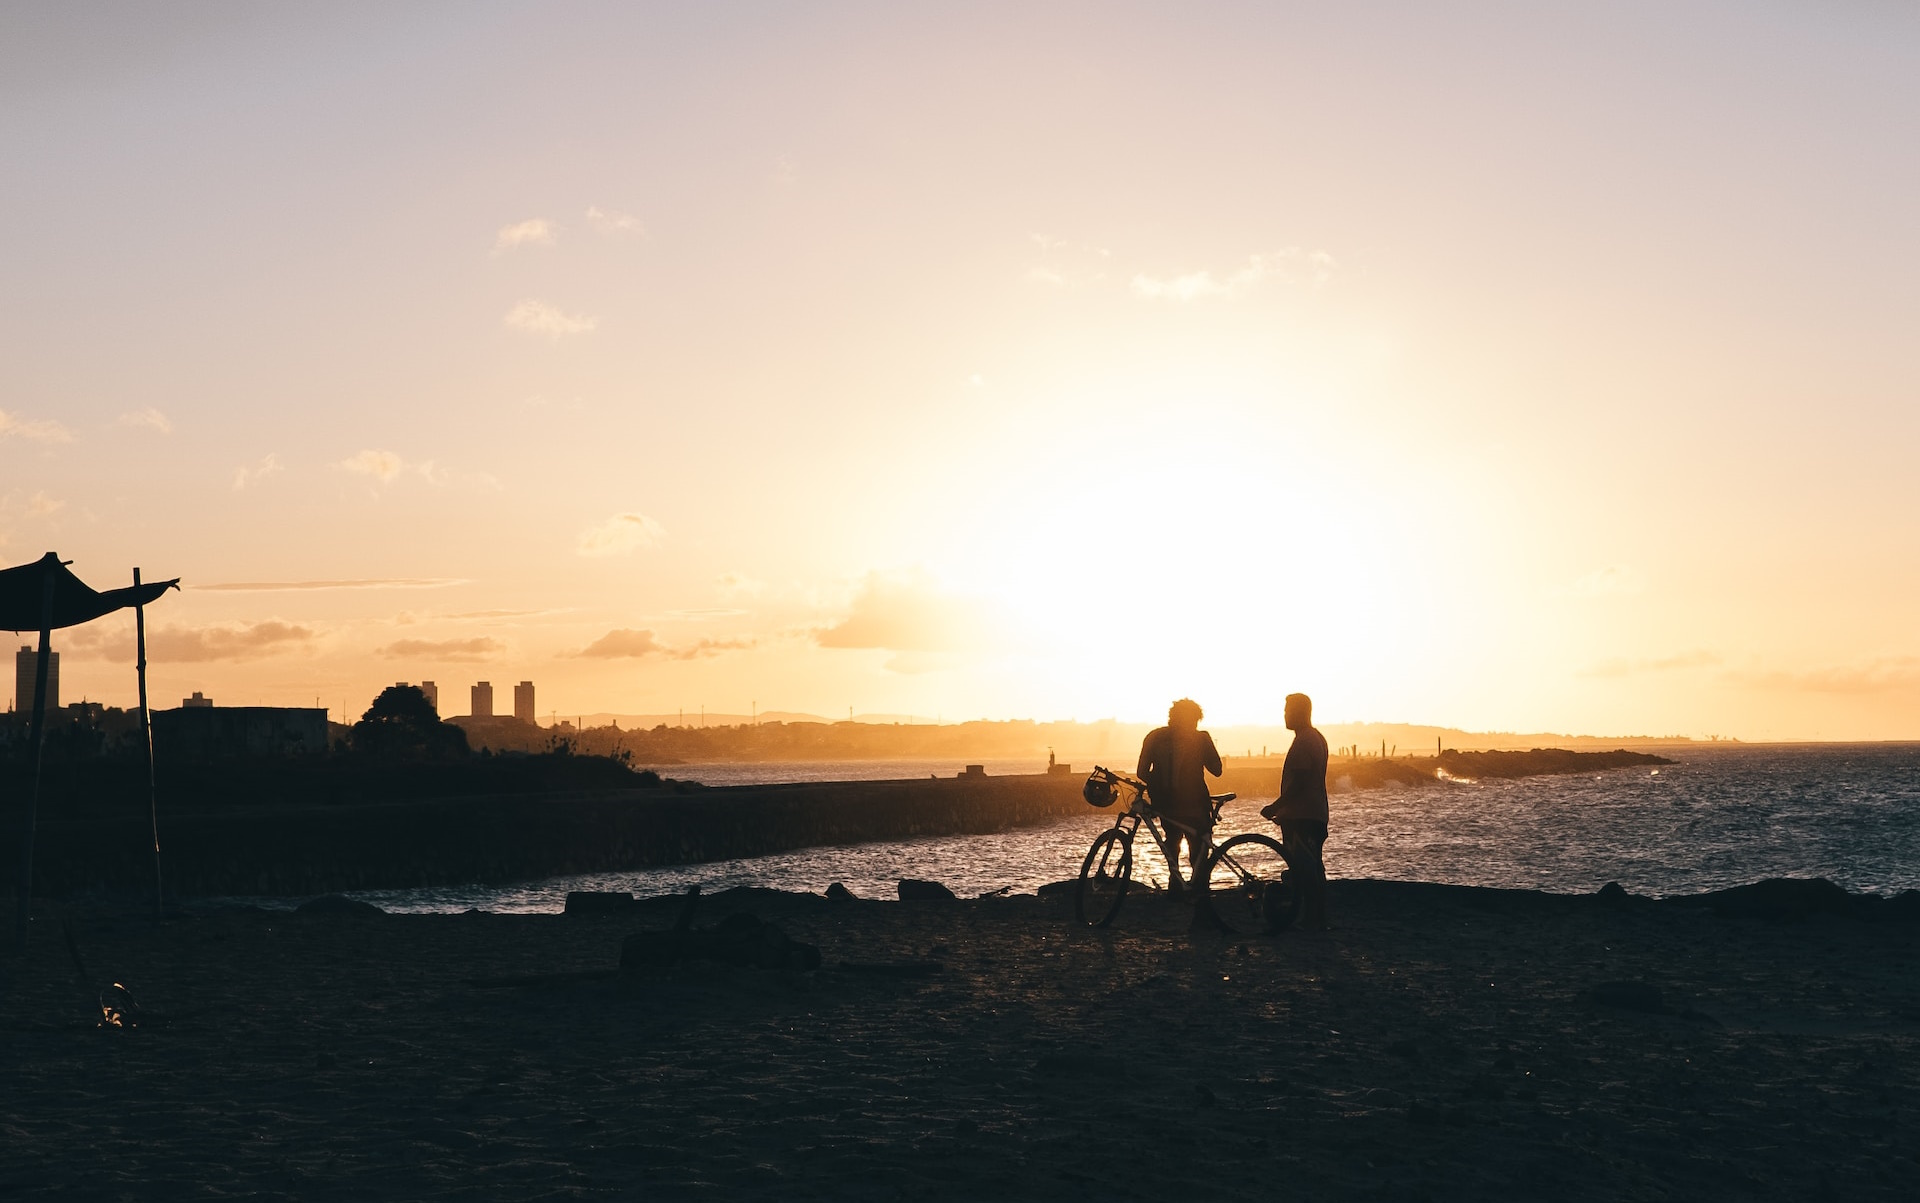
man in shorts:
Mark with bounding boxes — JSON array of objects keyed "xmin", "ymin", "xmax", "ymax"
[
  {"xmin": 1260, "ymin": 693, "xmax": 1330, "ymax": 930},
  {"xmin": 1136, "ymin": 697, "xmax": 1223, "ymax": 900}
]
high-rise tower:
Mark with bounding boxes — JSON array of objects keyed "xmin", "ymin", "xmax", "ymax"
[{"xmin": 14, "ymin": 645, "xmax": 58, "ymax": 713}]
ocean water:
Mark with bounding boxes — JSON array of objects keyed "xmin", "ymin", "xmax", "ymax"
[{"xmin": 315, "ymin": 744, "xmax": 1918, "ymax": 913}]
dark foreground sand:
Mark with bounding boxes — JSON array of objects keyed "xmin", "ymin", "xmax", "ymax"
[{"xmin": 3, "ymin": 881, "xmax": 1916, "ymax": 1201}]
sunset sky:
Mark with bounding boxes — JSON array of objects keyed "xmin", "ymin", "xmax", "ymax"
[{"xmin": 3, "ymin": 2, "xmax": 1916, "ymax": 740}]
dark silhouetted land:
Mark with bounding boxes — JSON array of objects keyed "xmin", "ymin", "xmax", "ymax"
[
  {"xmin": 3, "ymin": 879, "xmax": 1913, "ymax": 1199},
  {"xmin": 8, "ymin": 750, "xmax": 1672, "ymax": 898}
]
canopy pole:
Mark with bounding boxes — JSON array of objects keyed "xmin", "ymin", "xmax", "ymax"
[
  {"xmin": 135, "ymin": 568, "xmax": 163, "ymax": 921},
  {"xmin": 13, "ymin": 575, "xmax": 56, "ymax": 954}
]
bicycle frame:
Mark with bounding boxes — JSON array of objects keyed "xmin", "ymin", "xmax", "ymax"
[
  {"xmin": 1078, "ymin": 766, "xmax": 1295, "ymax": 931},
  {"xmin": 1086, "ymin": 767, "xmax": 1221, "ymax": 888}
]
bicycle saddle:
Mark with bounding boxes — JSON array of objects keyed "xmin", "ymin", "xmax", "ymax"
[{"xmin": 1211, "ymin": 792, "xmax": 1236, "ymax": 804}]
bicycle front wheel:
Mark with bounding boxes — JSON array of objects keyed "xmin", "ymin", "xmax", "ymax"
[
  {"xmin": 1075, "ymin": 828, "xmax": 1134, "ymax": 928},
  {"xmin": 1204, "ymin": 833, "xmax": 1296, "ymax": 935}
]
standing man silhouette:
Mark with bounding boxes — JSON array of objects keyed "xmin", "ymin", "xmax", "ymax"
[
  {"xmin": 1261, "ymin": 693, "xmax": 1330, "ymax": 930},
  {"xmin": 1137, "ymin": 698, "xmax": 1223, "ymax": 900}
]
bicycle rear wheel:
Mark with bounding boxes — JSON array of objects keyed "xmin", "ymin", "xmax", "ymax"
[
  {"xmin": 1204, "ymin": 833, "xmax": 1296, "ymax": 935},
  {"xmin": 1075, "ymin": 828, "xmax": 1133, "ymax": 928}
]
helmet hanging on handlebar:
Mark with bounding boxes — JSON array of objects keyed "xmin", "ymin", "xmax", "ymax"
[{"xmin": 1082, "ymin": 774, "xmax": 1119, "ymax": 808}]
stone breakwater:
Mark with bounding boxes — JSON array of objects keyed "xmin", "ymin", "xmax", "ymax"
[{"xmin": 8, "ymin": 774, "xmax": 1087, "ymax": 898}]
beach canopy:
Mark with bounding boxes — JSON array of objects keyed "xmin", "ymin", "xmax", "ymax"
[
  {"xmin": 8, "ymin": 551, "xmax": 179, "ymax": 949},
  {"xmin": 0, "ymin": 552, "xmax": 179, "ymax": 632}
]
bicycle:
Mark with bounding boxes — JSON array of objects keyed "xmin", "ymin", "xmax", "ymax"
[{"xmin": 1074, "ymin": 766, "xmax": 1298, "ymax": 934}]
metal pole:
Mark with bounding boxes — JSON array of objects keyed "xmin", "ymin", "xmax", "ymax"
[
  {"xmin": 135, "ymin": 568, "xmax": 163, "ymax": 920},
  {"xmin": 14, "ymin": 573, "xmax": 56, "ymax": 953}
]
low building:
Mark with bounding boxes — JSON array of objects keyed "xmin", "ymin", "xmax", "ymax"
[
  {"xmin": 152, "ymin": 705, "xmax": 330, "ymax": 761},
  {"xmin": 183, "ymin": 691, "xmax": 214, "ymax": 708}
]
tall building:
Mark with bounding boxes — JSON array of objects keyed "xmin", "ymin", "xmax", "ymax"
[
  {"xmin": 514, "ymin": 681, "xmax": 535, "ymax": 724},
  {"xmin": 390, "ymin": 680, "xmax": 438, "ymax": 712},
  {"xmin": 470, "ymin": 680, "xmax": 493, "ymax": 719},
  {"xmin": 14, "ymin": 645, "xmax": 59, "ymax": 713}
]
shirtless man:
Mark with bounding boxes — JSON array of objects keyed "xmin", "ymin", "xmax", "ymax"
[
  {"xmin": 1136, "ymin": 698, "xmax": 1223, "ymax": 897},
  {"xmin": 1260, "ymin": 693, "xmax": 1330, "ymax": 930}
]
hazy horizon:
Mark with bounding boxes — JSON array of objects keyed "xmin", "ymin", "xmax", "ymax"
[{"xmin": 5, "ymin": 2, "xmax": 1916, "ymax": 741}]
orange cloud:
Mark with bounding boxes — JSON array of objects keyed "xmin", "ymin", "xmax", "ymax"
[
  {"xmin": 378, "ymin": 637, "xmax": 501, "ymax": 662},
  {"xmin": 494, "ymin": 218, "xmax": 556, "ymax": 252},
  {"xmin": 504, "ymin": 299, "xmax": 597, "ymax": 339},
  {"xmin": 815, "ymin": 571, "xmax": 1000, "ymax": 654},
  {"xmin": 574, "ymin": 629, "xmax": 752, "ymax": 660},
  {"xmin": 65, "ymin": 621, "xmax": 316, "ymax": 663}
]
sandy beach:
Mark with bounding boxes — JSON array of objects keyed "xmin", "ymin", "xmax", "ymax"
[{"xmin": 2, "ymin": 880, "xmax": 1915, "ymax": 1201}]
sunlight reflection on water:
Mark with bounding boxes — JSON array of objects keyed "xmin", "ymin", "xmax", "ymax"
[{"xmin": 256, "ymin": 745, "xmax": 1920, "ymax": 913}]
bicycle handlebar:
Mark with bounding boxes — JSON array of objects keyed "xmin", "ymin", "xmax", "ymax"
[{"xmin": 1089, "ymin": 765, "xmax": 1148, "ymax": 792}]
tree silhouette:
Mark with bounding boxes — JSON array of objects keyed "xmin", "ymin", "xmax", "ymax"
[{"xmin": 352, "ymin": 685, "xmax": 469, "ymax": 760}]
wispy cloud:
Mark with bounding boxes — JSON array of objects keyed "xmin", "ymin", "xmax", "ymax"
[
  {"xmin": 334, "ymin": 449, "xmax": 446, "ymax": 486},
  {"xmin": 585, "ymin": 205, "xmax": 643, "ymax": 234},
  {"xmin": 0, "ymin": 410, "xmax": 74, "ymax": 443},
  {"xmin": 0, "ymin": 491, "xmax": 65, "ymax": 550},
  {"xmin": 196, "ymin": 578, "xmax": 465, "ymax": 593},
  {"xmin": 378, "ymin": 637, "xmax": 501, "ymax": 662},
  {"xmin": 679, "ymin": 636, "xmax": 754, "ymax": 659},
  {"xmin": 66, "ymin": 620, "xmax": 316, "ymax": 663},
  {"xmin": 1131, "ymin": 248, "xmax": 1337, "ymax": 301},
  {"xmin": 1728, "ymin": 657, "xmax": 1920, "ymax": 696},
  {"xmin": 0, "ymin": 491, "xmax": 67, "ymax": 548},
  {"xmin": 440, "ymin": 607, "xmax": 569, "ymax": 622},
  {"xmin": 573, "ymin": 628, "xmax": 753, "ymax": 660},
  {"xmin": 575, "ymin": 628, "xmax": 664, "ymax": 658},
  {"xmin": 339, "ymin": 449, "xmax": 405, "ymax": 482},
  {"xmin": 504, "ymin": 299, "xmax": 598, "ymax": 340},
  {"xmin": 1581, "ymin": 650, "xmax": 1720, "ymax": 679},
  {"xmin": 494, "ymin": 218, "xmax": 556, "ymax": 252},
  {"xmin": 232, "ymin": 453, "xmax": 282, "ymax": 491},
  {"xmin": 113, "ymin": 407, "xmax": 172, "ymax": 434},
  {"xmin": 577, "ymin": 512, "xmax": 665, "ymax": 557}
]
